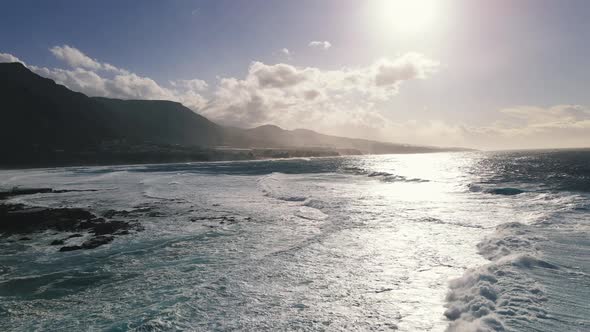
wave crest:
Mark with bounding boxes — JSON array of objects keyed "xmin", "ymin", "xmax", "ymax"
[
  {"xmin": 445, "ymin": 222, "xmax": 557, "ymax": 331},
  {"xmin": 341, "ymin": 167, "xmax": 429, "ymax": 183}
]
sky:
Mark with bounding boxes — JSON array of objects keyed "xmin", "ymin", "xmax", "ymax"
[{"xmin": 1, "ymin": 0, "xmax": 590, "ymax": 150}]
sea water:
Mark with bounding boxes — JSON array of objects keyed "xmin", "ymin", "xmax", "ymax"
[{"xmin": 0, "ymin": 150, "xmax": 588, "ymax": 331}]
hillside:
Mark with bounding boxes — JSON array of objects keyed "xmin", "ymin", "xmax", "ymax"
[
  {"xmin": 0, "ymin": 63, "xmax": 223, "ymax": 149},
  {"xmin": 0, "ymin": 62, "xmax": 470, "ymax": 167}
]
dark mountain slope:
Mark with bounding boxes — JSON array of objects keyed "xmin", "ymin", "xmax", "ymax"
[
  {"xmin": 0, "ymin": 62, "xmax": 115, "ymax": 150},
  {"xmin": 0, "ymin": 62, "xmax": 470, "ymax": 167},
  {"xmin": 0, "ymin": 62, "xmax": 223, "ymax": 151},
  {"xmin": 93, "ymin": 97, "xmax": 222, "ymax": 146}
]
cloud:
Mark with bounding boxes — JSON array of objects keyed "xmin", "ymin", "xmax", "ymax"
[
  {"xmin": 251, "ymin": 62, "xmax": 307, "ymax": 88},
  {"xmin": 50, "ymin": 45, "xmax": 101, "ymax": 70},
  {"xmin": 369, "ymin": 105, "xmax": 590, "ymax": 150},
  {"xmin": 201, "ymin": 54, "xmax": 439, "ymax": 130},
  {"xmin": 0, "ymin": 52, "xmax": 24, "ymax": 64},
  {"xmin": 391, "ymin": 105, "xmax": 590, "ymax": 150},
  {"xmin": 1, "ymin": 46, "xmax": 209, "ymax": 111},
  {"xmin": 50, "ymin": 45, "xmax": 128, "ymax": 74},
  {"xmin": 498, "ymin": 105, "xmax": 590, "ymax": 127},
  {"xmin": 309, "ymin": 41, "xmax": 332, "ymax": 50},
  {"xmin": 280, "ymin": 48, "xmax": 290, "ymax": 56},
  {"xmin": 374, "ymin": 53, "xmax": 439, "ymax": 86},
  {"xmin": 466, "ymin": 105, "xmax": 590, "ymax": 149},
  {"xmin": 170, "ymin": 79, "xmax": 209, "ymax": 92}
]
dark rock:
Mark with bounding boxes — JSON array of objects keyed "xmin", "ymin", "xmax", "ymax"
[
  {"xmin": 59, "ymin": 245, "xmax": 83, "ymax": 252},
  {"xmin": 103, "ymin": 209, "xmax": 130, "ymax": 218},
  {"xmin": 91, "ymin": 220, "xmax": 130, "ymax": 235},
  {"xmin": 81, "ymin": 235, "xmax": 114, "ymax": 249},
  {"xmin": 0, "ymin": 203, "xmax": 95, "ymax": 234},
  {"xmin": 1, "ymin": 200, "xmax": 142, "ymax": 252}
]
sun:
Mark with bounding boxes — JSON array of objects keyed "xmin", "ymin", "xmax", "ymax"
[{"xmin": 370, "ymin": 0, "xmax": 440, "ymax": 36}]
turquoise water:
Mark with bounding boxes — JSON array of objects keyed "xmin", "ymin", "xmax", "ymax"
[{"xmin": 0, "ymin": 150, "xmax": 588, "ymax": 331}]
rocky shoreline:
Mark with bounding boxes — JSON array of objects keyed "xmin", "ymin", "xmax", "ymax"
[{"xmin": 0, "ymin": 188, "xmax": 143, "ymax": 252}]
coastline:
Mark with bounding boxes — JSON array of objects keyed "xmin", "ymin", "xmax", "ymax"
[{"xmin": 0, "ymin": 148, "xmax": 474, "ymax": 171}]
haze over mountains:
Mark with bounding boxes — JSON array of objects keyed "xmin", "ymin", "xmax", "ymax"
[{"xmin": 0, "ymin": 62, "xmax": 469, "ymax": 167}]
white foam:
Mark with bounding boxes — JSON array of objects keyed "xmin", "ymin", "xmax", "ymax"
[{"xmin": 445, "ymin": 219, "xmax": 558, "ymax": 331}]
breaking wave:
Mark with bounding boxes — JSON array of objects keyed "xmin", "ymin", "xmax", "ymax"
[
  {"xmin": 445, "ymin": 222, "xmax": 557, "ymax": 331},
  {"xmin": 258, "ymin": 173, "xmax": 309, "ymax": 202},
  {"xmin": 341, "ymin": 167, "xmax": 429, "ymax": 183}
]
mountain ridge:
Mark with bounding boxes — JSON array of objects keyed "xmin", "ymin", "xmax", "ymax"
[{"xmin": 0, "ymin": 62, "xmax": 471, "ymax": 167}]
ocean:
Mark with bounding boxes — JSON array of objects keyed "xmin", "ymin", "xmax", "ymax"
[{"xmin": 0, "ymin": 150, "xmax": 588, "ymax": 331}]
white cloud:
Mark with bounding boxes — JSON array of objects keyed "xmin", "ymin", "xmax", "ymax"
[
  {"xmin": 465, "ymin": 105, "xmax": 590, "ymax": 149},
  {"xmin": 386, "ymin": 105, "xmax": 590, "ymax": 150},
  {"xmin": 281, "ymin": 48, "xmax": 290, "ymax": 56},
  {"xmin": 498, "ymin": 104, "xmax": 590, "ymax": 127},
  {"xmin": 309, "ymin": 41, "xmax": 332, "ymax": 50},
  {"xmin": 4, "ymin": 46, "xmax": 210, "ymax": 110},
  {"xmin": 50, "ymin": 45, "xmax": 101, "ymax": 70},
  {"xmin": 49, "ymin": 45, "xmax": 128, "ymax": 74},
  {"xmin": 251, "ymin": 62, "xmax": 307, "ymax": 88},
  {"xmin": 374, "ymin": 53, "xmax": 439, "ymax": 86},
  {"xmin": 0, "ymin": 53, "xmax": 24, "ymax": 64},
  {"xmin": 201, "ymin": 54, "xmax": 439, "ymax": 130},
  {"xmin": 170, "ymin": 79, "xmax": 209, "ymax": 92}
]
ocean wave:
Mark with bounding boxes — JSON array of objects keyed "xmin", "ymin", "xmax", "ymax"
[
  {"xmin": 370, "ymin": 172, "xmax": 429, "ymax": 183},
  {"xmin": 258, "ymin": 175, "xmax": 308, "ymax": 202},
  {"xmin": 257, "ymin": 174, "xmax": 332, "ymax": 223},
  {"xmin": 303, "ymin": 199, "xmax": 328, "ymax": 210},
  {"xmin": 294, "ymin": 206, "xmax": 328, "ymax": 220},
  {"xmin": 445, "ymin": 222, "xmax": 557, "ymax": 331},
  {"xmin": 444, "ymin": 258, "xmax": 549, "ymax": 332},
  {"xmin": 340, "ymin": 167, "xmax": 429, "ymax": 183},
  {"xmin": 417, "ymin": 217, "xmax": 484, "ymax": 229},
  {"xmin": 476, "ymin": 222, "xmax": 543, "ymax": 261}
]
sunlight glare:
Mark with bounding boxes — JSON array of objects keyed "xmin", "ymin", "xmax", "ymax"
[{"xmin": 371, "ymin": 0, "xmax": 439, "ymax": 35}]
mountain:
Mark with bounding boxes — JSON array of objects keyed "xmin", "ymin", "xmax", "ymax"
[
  {"xmin": 0, "ymin": 63, "xmax": 223, "ymax": 149},
  {"xmin": 0, "ymin": 62, "xmax": 470, "ymax": 167},
  {"xmin": 0, "ymin": 62, "xmax": 114, "ymax": 150},
  {"xmin": 93, "ymin": 97, "xmax": 222, "ymax": 146}
]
